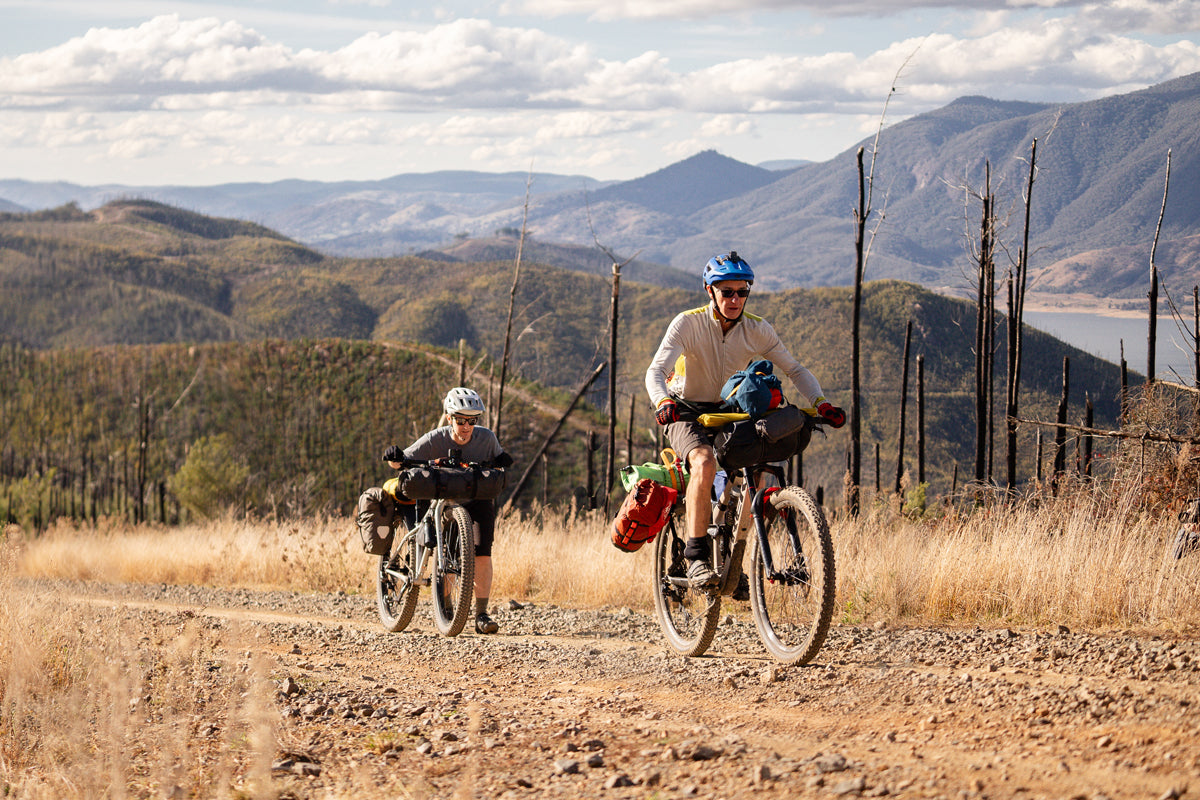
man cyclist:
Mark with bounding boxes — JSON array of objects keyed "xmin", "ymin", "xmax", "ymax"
[
  {"xmin": 383, "ymin": 387, "xmax": 513, "ymax": 634},
  {"xmin": 644, "ymin": 251, "xmax": 845, "ymax": 588}
]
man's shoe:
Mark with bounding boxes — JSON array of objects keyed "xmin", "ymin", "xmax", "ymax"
[
  {"xmin": 732, "ymin": 572, "xmax": 750, "ymax": 601},
  {"xmin": 475, "ymin": 613, "xmax": 499, "ymax": 634},
  {"xmin": 686, "ymin": 559, "xmax": 719, "ymax": 589}
]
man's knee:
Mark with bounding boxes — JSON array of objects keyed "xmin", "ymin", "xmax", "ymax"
[{"xmin": 688, "ymin": 446, "xmax": 717, "ymax": 481}]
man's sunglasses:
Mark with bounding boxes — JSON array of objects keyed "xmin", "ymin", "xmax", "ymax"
[
  {"xmin": 717, "ymin": 288, "xmax": 750, "ymax": 298},
  {"xmin": 452, "ymin": 415, "xmax": 479, "ymax": 426}
]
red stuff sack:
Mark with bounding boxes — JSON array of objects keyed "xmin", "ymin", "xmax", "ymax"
[{"xmin": 611, "ymin": 478, "xmax": 678, "ymax": 553}]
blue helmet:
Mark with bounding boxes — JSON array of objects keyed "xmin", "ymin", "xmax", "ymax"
[{"xmin": 702, "ymin": 251, "xmax": 754, "ymax": 286}]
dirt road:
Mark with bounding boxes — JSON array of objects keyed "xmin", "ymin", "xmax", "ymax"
[{"xmin": 48, "ymin": 580, "xmax": 1200, "ymax": 799}]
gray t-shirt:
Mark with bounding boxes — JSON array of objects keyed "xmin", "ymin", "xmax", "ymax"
[{"xmin": 404, "ymin": 426, "xmax": 503, "ymax": 464}]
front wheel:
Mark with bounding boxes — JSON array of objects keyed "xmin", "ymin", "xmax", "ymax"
[
  {"xmin": 377, "ymin": 526, "xmax": 419, "ymax": 632},
  {"xmin": 652, "ymin": 514, "xmax": 721, "ymax": 657},
  {"xmin": 431, "ymin": 504, "xmax": 475, "ymax": 637},
  {"xmin": 750, "ymin": 486, "xmax": 835, "ymax": 664}
]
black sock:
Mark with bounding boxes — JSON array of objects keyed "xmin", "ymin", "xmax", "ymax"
[
  {"xmin": 683, "ymin": 538, "xmax": 708, "ymax": 561},
  {"xmin": 476, "ymin": 597, "xmax": 488, "ymax": 617}
]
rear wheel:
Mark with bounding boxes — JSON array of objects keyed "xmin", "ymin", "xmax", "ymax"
[
  {"xmin": 749, "ymin": 486, "xmax": 835, "ymax": 664},
  {"xmin": 652, "ymin": 514, "xmax": 721, "ymax": 657},
  {"xmin": 432, "ymin": 504, "xmax": 475, "ymax": 637},
  {"xmin": 377, "ymin": 526, "xmax": 419, "ymax": 632}
]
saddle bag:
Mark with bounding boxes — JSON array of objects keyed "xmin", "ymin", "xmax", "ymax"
[
  {"xmin": 356, "ymin": 486, "xmax": 397, "ymax": 555},
  {"xmin": 611, "ymin": 478, "xmax": 678, "ymax": 553},
  {"xmin": 399, "ymin": 464, "xmax": 507, "ymax": 501}
]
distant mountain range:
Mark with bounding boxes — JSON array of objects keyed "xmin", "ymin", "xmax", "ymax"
[{"xmin": 3, "ymin": 71, "xmax": 1199, "ymax": 297}]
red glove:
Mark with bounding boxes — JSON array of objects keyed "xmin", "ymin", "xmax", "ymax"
[
  {"xmin": 816, "ymin": 401, "xmax": 846, "ymax": 428},
  {"xmin": 655, "ymin": 399, "xmax": 679, "ymax": 426}
]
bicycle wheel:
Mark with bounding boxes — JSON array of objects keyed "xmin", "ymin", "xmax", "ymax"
[
  {"xmin": 652, "ymin": 514, "xmax": 721, "ymax": 657},
  {"xmin": 750, "ymin": 486, "xmax": 835, "ymax": 664},
  {"xmin": 377, "ymin": 526, "xmax": 419, "ymax": 633},
  {"xmin": 431, "ymin": 504, "xmax": 475, "ymax": 637}
]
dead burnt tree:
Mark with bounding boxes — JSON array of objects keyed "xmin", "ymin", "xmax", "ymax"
[
  {"xmin": 917, "ymin": 354, "xmax": 926, "ymax": 486},
  {"xmin": 586, "ymin": 195, "xmax": 639, "ymax": 512},
  {"xmin": 502, "ymin": 361, "xmax": 606, "ymax": 510},
  {"xmin": 494, "ymin": 170, "xmax": 534, "ymax": 441},
  {"xmin": 1146, "ymin": 150, "xmax": 1171, "ymax": 386},
  {"xmin": 1053, "ymin": 357, "xmax": 1070, "ymax": 486},
  {"xmin": 894, "ymin": 319, "xmax": 912, "ymax": 495},
  {"xmin": 850, "ymin": 145, "xmax": 869, "ymax": 515},
  {"xmin": 973, "ymin": 163, "xmax": 997, "ymax": 484},
  {"xmin": 1005, "ymin": 138, "xmax": 1038, "ymax": 491}
]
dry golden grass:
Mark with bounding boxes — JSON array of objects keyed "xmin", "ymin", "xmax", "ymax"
[
  {"xmin": 2, "ymin": 529, "xmax": 281, "ymax": 799},
  {"xmin": 13, "ymin": 483, "xmax": 1200, "ymax": 631}
]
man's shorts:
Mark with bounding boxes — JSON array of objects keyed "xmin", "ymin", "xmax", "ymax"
[{"xmin": 665, "ymin": 419, "xmax": 718, "ymax": 465}]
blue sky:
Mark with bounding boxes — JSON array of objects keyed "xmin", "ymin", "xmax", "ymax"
[{"xmin": 1, "ymin": 0, "xmax": 1198, "ymax": 186}]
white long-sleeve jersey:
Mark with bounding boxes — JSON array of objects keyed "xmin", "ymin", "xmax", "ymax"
[{"xmin": 645, "ymin": 304, "xmax": 825, "ymax": 409}]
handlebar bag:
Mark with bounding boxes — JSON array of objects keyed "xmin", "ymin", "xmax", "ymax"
[
  {"xmin": 713, "ymin": 416, "xmax": 811, "ymax": 470},
  {"xmin": 355, "ymin": 486, "xmax": 397, "ymax": 555},
  {"xmin": 400, "ymin": 465, "xmax": 507, "ymax": 501}
]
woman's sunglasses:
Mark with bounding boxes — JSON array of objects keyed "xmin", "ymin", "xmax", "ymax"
[{"xmin": 717, "ymin": 288, "xmax": 750, "ymax": 298}]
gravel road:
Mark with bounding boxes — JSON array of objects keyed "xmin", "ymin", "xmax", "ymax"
[{"xmin": 42, "ymin": 578, "xmax": 1200, "ymax": 799}]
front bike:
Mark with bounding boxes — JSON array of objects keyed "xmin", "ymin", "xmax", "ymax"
[
  {"xmin": 653, "ymin": 418, "xmax": 836, "ymax": 664},
  {"xmin": 376, "ymin": 467, "xmax": 478, "ymax": 637}
]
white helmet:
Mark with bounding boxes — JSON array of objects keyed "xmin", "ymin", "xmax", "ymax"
[{"xmin": 443, "ymin": 387, "xmax": 484, "ymax": 418}]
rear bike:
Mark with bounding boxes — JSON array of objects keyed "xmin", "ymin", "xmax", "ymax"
[
  {"xmin": 376, "ymin": 461, "xmax": 481, "ymax": 637},
  {"xmin": 653, "ymin": 418, "xmax": 836, "ymax": 664}
]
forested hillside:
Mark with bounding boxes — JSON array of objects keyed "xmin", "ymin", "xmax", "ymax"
[
  {"xmin": 0, "ymin": 338, "xmax": 595, "ymax": 528},
  {"xmin": 0, "ymin": 200, "xmax": 1134, "ymax": 527}
]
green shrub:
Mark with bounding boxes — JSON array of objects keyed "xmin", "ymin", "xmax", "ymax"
[{"xmin": 167, "ymin": 435, "xmax": 250, "ymax": 519}]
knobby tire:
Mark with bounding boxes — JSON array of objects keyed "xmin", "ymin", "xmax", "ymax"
[
  {"xmin": 377, "ymin": 526, "xmax": 419, "ymax": 633},
  {"xmin": 749, "ymin": 486, "xmax": 835, "ymax": 664},
  {"xmin": 652, "ymin": 513, "xmax": 721, "ymax": 657},
  {"xmin": 432, "ymin": 504, "xmax": 475, "ymax": 637}
]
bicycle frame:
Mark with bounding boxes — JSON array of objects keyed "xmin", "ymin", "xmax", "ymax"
[
  {"xmin": 384, "ymin": 499, "xmax": 441, "ymax": 590},
  {"xmin": 663, "ymin": 463, "xmax": 784, "ymax": 597}
]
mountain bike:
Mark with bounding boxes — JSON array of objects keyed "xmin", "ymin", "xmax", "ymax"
[
  {"xmin": 653, "ymin": 416, "xmax": 836, "ymax": 664},
  {"xmin": 376, "ymin": 460, "xmax": 482, "ymax": 637}
]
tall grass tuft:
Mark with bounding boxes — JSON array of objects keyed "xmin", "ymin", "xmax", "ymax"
[{"xmin": 2, "ymin": 525, "xmax": 284, "ymax": 799}]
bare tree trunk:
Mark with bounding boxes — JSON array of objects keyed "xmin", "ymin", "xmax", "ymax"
[
  {"xmin": 587, "ymin": 430, "xmax": 597, "ymax": 509},
  {"xmin": 494, "ymin": 172, "xmax": 534, "ymax": 439},
  {"xmin": 917, "ymin": 354, "xmax": 926, "ymax": 487},
  {"xmin": 850, "ymin": 147, "xmax": 867, "ymax": 516},
  {"xmin": 605, "ymin": 261, "xmax": 620, "ymax": 512},
  {"xmin": 894, "ymin": 319, "xmax": 912, "ymax": 495},
  {"xmin": 974, "ymin": 163, "xmax": 994, "ymax": 484},
  {"xmin": 1083, "ymin": 394, "xmax": 1094, "ymax": 477},
  {"xmin": 626, "ymin": 394, "xmax": 635, "ymax": 475},
  {"xmin": 1053, "ymin": 357, "xmax": 1070, "ymax": 486},
  {"xmin": 1147, "ymin": 149, "xmax": 1171, "ymax": 386},
  {"xmin": 1006, "ymin": 139, "xmax": 1038, "ymax": 491},
  {"xmin": 1194, "ymin": 286, "xmax": 1199, "ymax": 391},
  {"xmin": 502, "ymin": 361, "xmax": 606, "ymax": 509}
]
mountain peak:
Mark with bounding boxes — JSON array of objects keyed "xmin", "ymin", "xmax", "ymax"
[{"xmin": 592, "ymin": 149, "xmax": 783, "ymax": 217}]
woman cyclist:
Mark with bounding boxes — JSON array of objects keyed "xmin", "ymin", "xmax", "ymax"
[{"xmin": 383, "ymin": 387, "xmax": 513, "ymax": 634}]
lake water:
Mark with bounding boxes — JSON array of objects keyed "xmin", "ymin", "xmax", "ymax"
[{"xmin": 1025, "ymin": 310, "xmax": 1196, "ymax": 383}]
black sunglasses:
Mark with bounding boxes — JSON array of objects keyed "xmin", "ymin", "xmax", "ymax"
[
  {"xmin": 452, "ymin": 415, "xmax": 478, "ymax": 426},
  {"xmin": 717, "ymin": 288, "xmax": 750, "ymax": 298}
]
